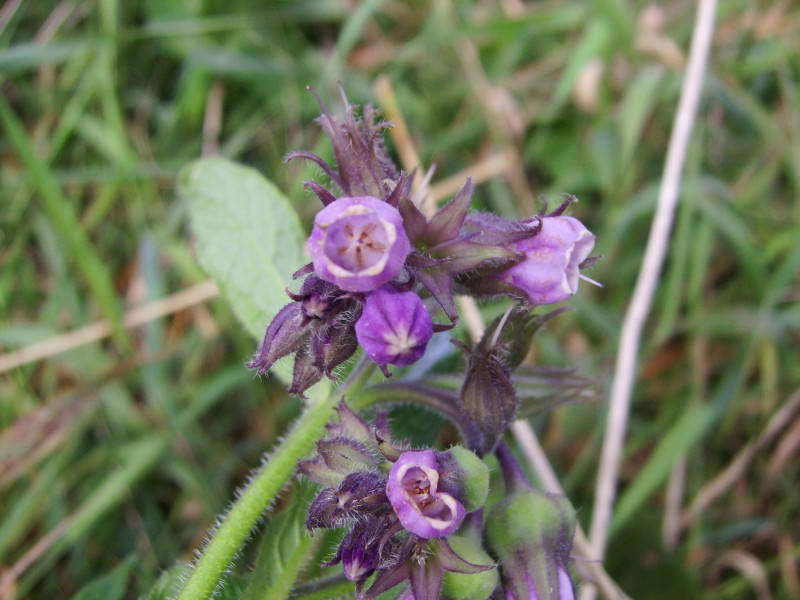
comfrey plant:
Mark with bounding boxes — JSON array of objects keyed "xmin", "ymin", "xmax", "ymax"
[{"xmin": 239, "ymin": 89, "xmax": 599, "ymax": 600}]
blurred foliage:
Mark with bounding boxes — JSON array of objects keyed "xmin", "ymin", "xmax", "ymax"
[{"xmin": 1, "ymin": 0, "xmax": 799, "ymax": 599}]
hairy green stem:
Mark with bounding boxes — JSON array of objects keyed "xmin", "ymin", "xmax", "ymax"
[{"xmin": 178, "ymin": 358, "xmax": 374, "ymax": 600}]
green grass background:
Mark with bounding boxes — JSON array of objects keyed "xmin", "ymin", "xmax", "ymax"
[{"xmin": 1, "ymin": 0, "xmax": 799, "ymax": 598}]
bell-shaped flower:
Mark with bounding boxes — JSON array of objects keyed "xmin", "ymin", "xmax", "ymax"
[
  {"xmin": 386, "ymin": 450, "xmax": 466, "ymax": 538},
  {"xmin": 308, "ymin": 196, "xmax": 411, "ymax": 292},
  {"xmin": 355, "ymin": 286, "xmax": 433, "ymax": 370},
  {"xmin": 495, "ymin": 216, "xmax": 596, "ymax": 305}
]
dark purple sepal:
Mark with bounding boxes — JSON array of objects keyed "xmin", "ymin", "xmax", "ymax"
[
  {"xmin": 542, "ymin": 194, "xmax": 577, "ymax": 217},
  {"xmin": 293, "ymin": 262, "xmax": 315, "ymax": 280},
  {"xmin": 455, "ymin": 275, "xmax": 529, "ymax": 302},
  {"xmin": 311, "ymin": 323, "xmax": 358, "ymax": 378},
  {"xmin": 288, "ymin": 345, "xmax": 324, "ymax": 398},
  {"xmin": 285, "ymin": 150, "xmax": 345, "ymax": 191},
  {"xmin": 304, "ymin": 180, "xmax": 337, "ymax": 206},
  {"xmin": 317, "ymin": 437, "xmax": 376, "ymax": 474},
  {"xmin": 364, "ymin": 562, "xmax": 411, "ymax": 599},
  {"xmin": 461, "ymin": 212, "xmax": 542, "ymax": 246},
  {"xmin": 433, "ymin": 539, "xmax": 495, "ymax": 574},
  {"xmin": 420, "ymin": 178, "xmax": 474, "ymax": 247},
  {"xmin": 433, "ymin": 240, "xmax": 523, "ymax": 276},
  {"xmin": 410, "ymin": 555, "xmax": 444, "ymax": 600},
  {"xmin": 384, "ymin": 171, "xmax": 413, "ymax": 208},
  {"xmin": 247, "ymin": 303, "xmax": 312, "ymax": 374},
  {"xmin": 408, "ymin": 258, "xmax": 458, "ymax": 322},
  {"xmin": 398, "ymin": 196, "xmax": 430, "ymax": 244}
]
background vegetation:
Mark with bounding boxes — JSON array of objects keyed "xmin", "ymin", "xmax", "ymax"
[{"xmin": 1, "ymin": 0, "xmax": 799, "ymax": 598}]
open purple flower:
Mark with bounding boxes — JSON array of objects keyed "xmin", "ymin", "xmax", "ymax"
[
  {"xmin": 495, "ymin": 216, "xmax": 596, "ymax": 305},
  {"xmin": 386, "ymin": 450, "xmax": 466, "ymax": 539},
  {"xmin": 355, "ymin": 286, "xmax": 433, "ymax": 370},
  {"xmin": 308, "ymin": 196, "xmax": 411, "ymax": 292}
]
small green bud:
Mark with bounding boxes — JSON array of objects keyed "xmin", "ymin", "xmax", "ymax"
[
  {"xmin": 438, "ymin": 445, "xmax": 490, "ymax": 512},
  {"xmin": 442, "ymin": 532, "xmax": 499, "ymax": 600}
]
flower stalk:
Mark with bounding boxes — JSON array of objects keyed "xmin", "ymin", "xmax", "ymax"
[{"xmin": 178, "ymin": 358, "xmax": 375, "ymax": 600}]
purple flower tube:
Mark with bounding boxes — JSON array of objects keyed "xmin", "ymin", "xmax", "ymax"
[
  {"xmin": 496, "ymin": 216, "xmax": 596, "ymax": 305},
  {"xmin": 308, "ymin": 196, "xmax": 411, "ymax": 292},
  {"xmin": 386, "ymin": 450, "xmax": 466, "ymax": 538},
  {"xmin": 355, "ymin": 286, "xmax": 433, "ymax": 368}
]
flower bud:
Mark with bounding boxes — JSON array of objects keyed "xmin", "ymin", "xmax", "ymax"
[
  {"xmin": 495, "ymin": 216, "xmax": 596, "ymax": 305},
  {"xmin": 436, "ymin": 446, "xmax": 490, "ymax": 513},
  {"xmin": 386, "ymin": 450, "xmax": 466, "ymax": 538},
  {"xmin": 247, "ymin": 302, "xmax": 310, "ymax": 374},
  {"xmin": 355, "ymin": 286, "xmax": 433, "ymax": 368},
  {"xmin": 486, "ymin": 489, "xmax": 577, "ymax": 600},
  {"xmin": 308, "ymin": 196, "xmax": 411, "ymax": 292}
]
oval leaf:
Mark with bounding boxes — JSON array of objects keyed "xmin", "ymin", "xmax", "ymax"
[{"xmin": 180, "ymin": 157, "xmax": 307, "ymax": 381}]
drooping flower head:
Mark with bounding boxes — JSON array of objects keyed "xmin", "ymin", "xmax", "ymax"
[
  {"xmin": 355, "ymin": 286, "xmax": 433, "ymax": 371},
  {"xmin": 495, "ymin": 215, "xmax": 596, "ymax": 305}
]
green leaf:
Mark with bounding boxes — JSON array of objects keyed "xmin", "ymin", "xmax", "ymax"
[
  {"xmin": 73, "ymin": 555, "xmax": 135, "ymax": 600},
  {"xmin": 179, "ymin": 157, "xmax": 307, "ymax": 381},
  {"xmin": 242, "ymin": 481, "xmax": 318, "ymax": 600}
]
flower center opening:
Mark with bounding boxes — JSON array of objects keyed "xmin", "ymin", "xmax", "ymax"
[
  {"xmin": 400, "ymin": 466, "xmax": 455, "ymax": 522},
  {"xmin": 324, "ymin": 214, "xmax": 389, "ymax": 273}
]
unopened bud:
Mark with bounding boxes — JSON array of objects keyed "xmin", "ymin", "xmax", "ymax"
[{"xmin": 486, "ymin": 489, "xmax": 576, "ymax": 600}]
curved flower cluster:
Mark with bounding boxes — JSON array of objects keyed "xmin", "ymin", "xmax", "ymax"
[
  {"xmin": 248, "ymin": 90, "xmax": 598, "ymax": 396},
  {"xmin": 299, "ymin": 402, "xmax": 493, "ymax": 599}
]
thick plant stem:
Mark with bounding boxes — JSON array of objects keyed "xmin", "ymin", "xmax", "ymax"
[{"xmin": 178, "ymin": 358, "xmax": 374, "ymax": 600}]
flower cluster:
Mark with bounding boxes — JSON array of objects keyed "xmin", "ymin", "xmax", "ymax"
[
  {"xmin": 248, "ymin": 90, "xmax": 598, "ymax": 396},
  {"xmin": 300, "ymin": 402, "xmax": 495, "ymax": 599},
  {"xmin": 249, "ymin": 90, "xmax": 598, "ymax": 599}
]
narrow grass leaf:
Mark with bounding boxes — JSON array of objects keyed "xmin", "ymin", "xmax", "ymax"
[
  {"xmin": 0, "ymin": 97, "xmax": 129, "ymax": 349},
  {"xmin": 71, "ymin": 555, "xmax": 136, "ymax": 600}
]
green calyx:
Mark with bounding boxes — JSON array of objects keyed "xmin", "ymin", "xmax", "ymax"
[{"xmin": 443, "ymin": 445, "xmax": 490, "ymax": 512}]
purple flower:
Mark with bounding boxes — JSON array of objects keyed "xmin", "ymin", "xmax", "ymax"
[
  {"xmin": 308, "ymin": 196, "xmax": 411, "ymax": 292},
  {"xmin": 355, "ymin": 286, "xmax": 433, "ymax": 368},
  {"xmin": 386, "ymin": 450, "xmax": 466, "ymax": 539},
  {"xmin": 495, "ymin": 216, "xmax": 596, "ymax": 305}
]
